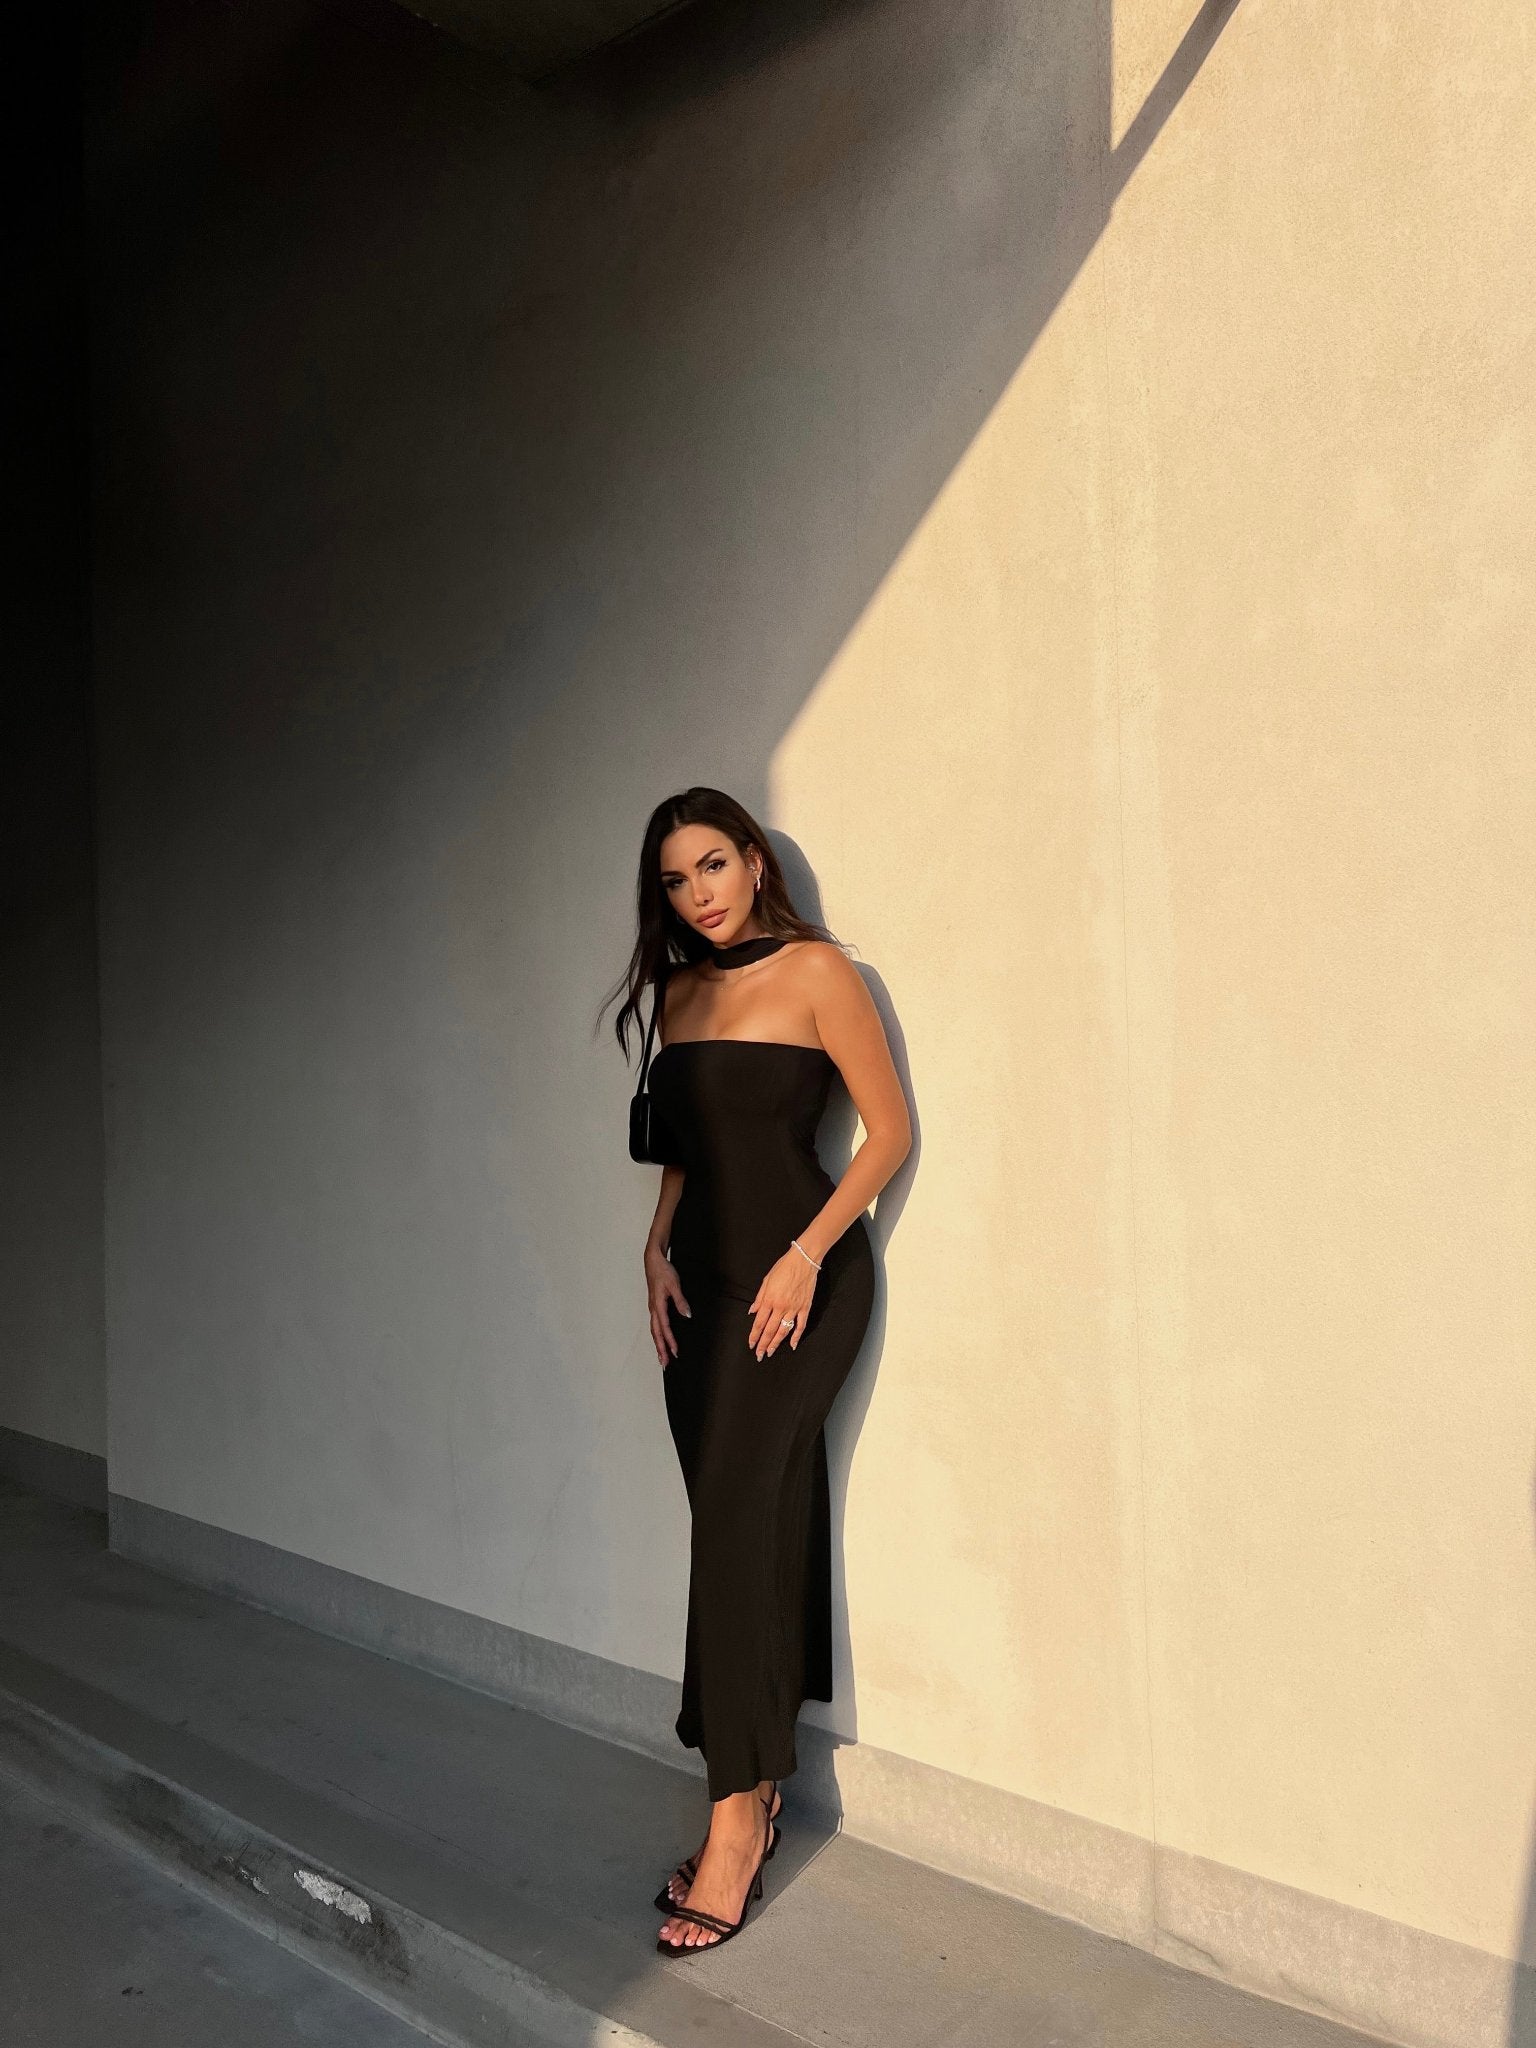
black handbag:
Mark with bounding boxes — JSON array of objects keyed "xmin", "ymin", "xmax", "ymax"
[{"xmin": 628, "ymin": 964, "xmax": 677, "ymax": 1164}]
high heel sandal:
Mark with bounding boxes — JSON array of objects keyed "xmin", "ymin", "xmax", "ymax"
[
  {"xmin": 653, "ymin": 1782, "xmax": 780, "ymax": 1912},
  {"xmin": 652, "ymin": 1781, "xmax": 778, "ymax": 1914},
  {"xmin": 655, "ymin": 1789, "xmax": 775, "ymax": 1956}
]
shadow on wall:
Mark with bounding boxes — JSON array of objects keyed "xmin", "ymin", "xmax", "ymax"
[
  {"xmin": 90, "ymin": 0, "xmax": 1251, "ymax": 1888},
  {"xmin": 90, "ymin": 0, "xmax": 1241, "ymax": 873},
  {"xmin": 763, "ymin": 831, "xmax": 914, "ymax": 1771}
]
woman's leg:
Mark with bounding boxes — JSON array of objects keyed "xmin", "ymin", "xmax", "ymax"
[
  {"xmin": 658, "ymin": 1241, "xmax": 872, "ymax": 1935},
  {"xmin": 657, "ymin": 1786, "xmax": 770, "ymax": 1950},
  {"xmin": 661, "ymin": 1775, "xmax": 780, "ymax": 1906}
]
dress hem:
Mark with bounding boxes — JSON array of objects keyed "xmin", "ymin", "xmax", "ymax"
[{"xmin": 675, "ymin": 1690, "xmax": 832, "ymax": 1800}]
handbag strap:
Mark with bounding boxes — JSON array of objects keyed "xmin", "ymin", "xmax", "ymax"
[{"xmin": 634, "ymin": 960, "xmax": 672, "ymax": 1096}]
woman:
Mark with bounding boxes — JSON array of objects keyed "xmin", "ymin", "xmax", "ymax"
[{"xmin": 607, "ymin": 787, "xmax": 911, "ymax": 1956}]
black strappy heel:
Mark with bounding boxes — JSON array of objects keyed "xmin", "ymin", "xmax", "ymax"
[
  {"xmin": 652, "ymin": 1781, "xmax": 779, "ymax": 1914},
  {"xmin": 655, "ymin": 1790, "xmax": 775, "ymax": 1956}
]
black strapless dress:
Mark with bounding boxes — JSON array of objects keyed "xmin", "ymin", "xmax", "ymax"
[{"xmin": 648, "ymin": 1037, "xmax": 876, "ymax": 1799}]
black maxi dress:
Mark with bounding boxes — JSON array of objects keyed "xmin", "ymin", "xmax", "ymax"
[{"xmin": 648, "ymin": 1035, "xmax": 876, "ymax": 1800}]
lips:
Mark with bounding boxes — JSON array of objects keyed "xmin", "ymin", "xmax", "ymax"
[{"xmin": 699, "ymin": 911, "xmax": 727, "ymax": 927}]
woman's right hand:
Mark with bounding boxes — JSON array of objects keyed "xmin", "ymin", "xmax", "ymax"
[{"xmin": 645, "ymin": 1245, "xmax": 692, "ymax": 1366}]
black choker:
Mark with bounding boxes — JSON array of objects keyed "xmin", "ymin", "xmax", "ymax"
[{"xmin": 709, "ymin": 934, "xmax": 789, "ymax": 969}]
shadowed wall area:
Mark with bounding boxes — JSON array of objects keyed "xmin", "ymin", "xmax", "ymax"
[
  {"xmin": 0, "ymin": 8, "xmax": 105, "ymax": 1485},
  {"xmin": 7, "ymin": 0, "xmax": 1530, "ymax": 2039}
]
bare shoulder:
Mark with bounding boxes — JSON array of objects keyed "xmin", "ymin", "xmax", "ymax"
[
  {"xmin": 790, "ymin": 939, "xmax": 864, "ymax": 993},
  {"xmin": 792, "ymin": 943, "xmax": 903, "ymax": 1135},
  {"xmin": 790, "ymin": 940, "xmax": 877, "ymax": 1029}
]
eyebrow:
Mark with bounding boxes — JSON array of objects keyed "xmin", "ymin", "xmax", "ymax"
[{"xmin": 660, "ymin": 845, "xmax": 729, "ymax": 878}]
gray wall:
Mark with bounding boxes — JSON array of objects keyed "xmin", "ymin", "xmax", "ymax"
[
  {"xmin": 0, "ymin": 4, "xmax": 106, "ymax": 1462},
  {"xmin": 87, "ymin": 0, "xmax": 1088, "ymax": 1637}
]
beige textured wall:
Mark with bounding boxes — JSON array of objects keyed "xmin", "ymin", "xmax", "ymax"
[
  {"xmin": 92, "ymin": 0, "xmax": 1534, "ymax": 2026},
  {"xmin": 785, "ymin": 0, "xmax": 1536, "ymax": 1971}
]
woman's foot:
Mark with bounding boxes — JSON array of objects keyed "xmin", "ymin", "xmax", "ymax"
[
  {"xmin": 662, "ymin": 1777, "xmax": 779, "ymax": 1908},
  {"xmin": 657, "ymin": 1788, "xmax": 771, "ymax": 1950}
]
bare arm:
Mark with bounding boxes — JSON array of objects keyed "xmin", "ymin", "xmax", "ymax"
[
  {"xmin": 645, "ymin": 1163, "xmax": 693, "ymax": 1363},
  {"xmin": 647, "ymin": 1162, "xmax": 686, "ymax": 1261},
  {"xmin": 745, "ymin": 945, "xmax": 909, "ymax": 1359},
  {"xmin": 794, "ymin": 946, "xmax": 911, "ymax": 1265},
  {"xmin": 645, "ymin": 972, "xmax": 690, "ymax": 1262},
  {"xmin": 644, "ymin": 970, "xmax": 694, "ymax": 1362}
]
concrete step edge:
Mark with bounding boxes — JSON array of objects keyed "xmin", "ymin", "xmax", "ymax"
[{"xmin": 0, "ymin": 1657, "xmax": 791, "ymax": 2048}]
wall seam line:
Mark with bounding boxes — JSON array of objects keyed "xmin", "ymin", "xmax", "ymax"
[{"xmin": 1094, "ymin": 57, "xmax": 1162, "ymax": 1938}]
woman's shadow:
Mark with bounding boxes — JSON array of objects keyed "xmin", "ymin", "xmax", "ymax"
[{"xmin": 771, "ymin": 834, "xmax": 920, "ymax": 1841}]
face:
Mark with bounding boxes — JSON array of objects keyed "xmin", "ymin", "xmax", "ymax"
[{"xmin": 658, "ymin": 825, "xmax": 763, "ymax": 945}]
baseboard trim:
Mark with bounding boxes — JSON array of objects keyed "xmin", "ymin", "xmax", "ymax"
[
  {"xmin": 106, "ymin": 1488, "xmax": 1530, "ymax": 2048},
  {"xmin": 0, "ymin": 1427, "xmax": 107, "ymax": 1514}
]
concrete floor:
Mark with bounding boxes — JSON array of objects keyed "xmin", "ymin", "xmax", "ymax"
[
  {"xmin": 0, "ymin": 1768, "xmax": 440, "ymax": 2048},
  {"xmin": 0, "ymin": 1480, "xmax": 1401, "ymax": 2048}
]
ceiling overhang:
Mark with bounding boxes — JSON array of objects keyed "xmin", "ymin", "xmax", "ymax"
[{"xmin": 393, "ymin": 0, "xmax": 691, "ymax": 78}]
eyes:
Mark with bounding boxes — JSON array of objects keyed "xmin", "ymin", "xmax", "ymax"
[{"xmin": 664, "ymin": 858, "xmax": 727, "ymax": 891}]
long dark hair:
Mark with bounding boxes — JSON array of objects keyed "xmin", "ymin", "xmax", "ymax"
[{"xmin": 601, "ymin": 786, "xmax": 842, "ymax": 1063}]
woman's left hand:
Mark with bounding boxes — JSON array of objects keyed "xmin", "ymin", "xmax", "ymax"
[{"xmin": 747, "ymin": 1248, "xmax": 818, "ymax": 1360}]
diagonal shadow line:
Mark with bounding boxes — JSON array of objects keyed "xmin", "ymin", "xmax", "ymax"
[
  {"xmin": 557, "ymin": 0, "xmax": 1254, "ymax": 747},
  {"xmin": 1110, "ymin": 0, "xmax": 1245, "ymax": 197},
  {"xmin": 86, "ymin": 0, "xmax": 1263, "ymax": 1858}
]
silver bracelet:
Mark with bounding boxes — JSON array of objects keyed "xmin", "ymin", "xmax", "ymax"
[{"xmin": 790, "ymin": 1238, "xmax": 822, "ymax": 1271}]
